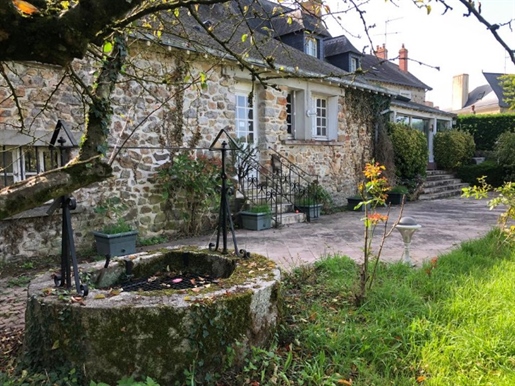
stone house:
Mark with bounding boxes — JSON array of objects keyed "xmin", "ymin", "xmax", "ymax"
[
  {"xmin": 324, "ymin": 40, "xmax": 456, "ymax": 168},
  {"xmin": 451, "ymin": 72, "xmax": 514, "ymax": 115},
  {"xmin": 0, "ymin": 0, "xmax": 392, "ymax": 262}
]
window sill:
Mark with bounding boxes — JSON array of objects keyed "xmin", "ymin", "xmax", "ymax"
[
  {"xmin": 282, "ymin": 139, "xmax": 345, "ymax": 146},
  {"xmin": 3, "ymin": 203, "xmax": 83, "ymax": 220}
]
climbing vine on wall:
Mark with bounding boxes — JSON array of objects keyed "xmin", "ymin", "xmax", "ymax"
[{"xmin": 344, "ymin": 88, "xmax": 393, "ymax": 180}]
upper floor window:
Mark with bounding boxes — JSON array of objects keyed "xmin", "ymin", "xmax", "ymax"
[
  {"xmin": 235, "ymin": 92, "xmax": 255, "ymax": 144},
  {"xmin": 305, "ymin": 36, "xmax": 318, "ymax": 57},
  {"xmin": 350, "ymin": 57, "xmax": 360, "ymax": 72},
  {"xmin": 0, "ymin": 145, "xmax": 60, "ymax": 188}
]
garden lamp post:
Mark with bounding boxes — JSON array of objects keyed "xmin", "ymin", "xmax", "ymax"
[{"xmin": 396, "ymin": 216, "xmax": 421, "ymax": 266}]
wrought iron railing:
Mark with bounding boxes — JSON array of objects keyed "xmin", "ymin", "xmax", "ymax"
[{"xmin": 231, "ymin": 146, "xmax": 320, "ymax": 226}]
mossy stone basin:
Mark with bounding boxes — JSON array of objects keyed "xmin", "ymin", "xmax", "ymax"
[{"xmin": 25, "ymin": 247, "xmax": 281, "ymax": 384}]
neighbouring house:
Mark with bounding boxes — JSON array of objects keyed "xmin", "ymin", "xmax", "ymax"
[
  {"xmin": 450, "ymin": 72, "xmax": 514, "ymax": 115},
  {"xmin": 0, "ymin": 0, "xmax": 392, "ymax": 261},
  {"xmin": 325, "ymin": 40, "xmax": 456, "ymax": 168}
]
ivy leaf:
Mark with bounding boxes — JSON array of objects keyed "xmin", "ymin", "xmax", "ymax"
[{"xmin": 102, "ymin": 41, "xmax": 113, "ymax": 54}]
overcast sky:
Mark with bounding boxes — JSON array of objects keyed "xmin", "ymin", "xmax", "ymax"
[{"xmin": 323, "ymin": 0, "xmax": 515, "ymax": 109}]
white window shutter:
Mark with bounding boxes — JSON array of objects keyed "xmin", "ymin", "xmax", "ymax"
[{"xmin": 327, "ymin": 96, "xmax": 338, "ymax": 141}]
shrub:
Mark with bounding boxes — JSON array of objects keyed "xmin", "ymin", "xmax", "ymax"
[
  {"xmin": 456, "ymin": 161, "xmax": 505, "ymax": 187},
  {"xmin": 157, "ymin": 152, "xmax": 220, "ymax": 235},
  {"xmin": 456, "ymin": 114, "xmax": 515, "ymax": 151},
  {"xmin": 495, "ymin": 131, "xmax": 515, "ymax": 181},
  {"xmin": 434, "ymin": 130, "xmax": 475, "ymax": 170},
  {"xmin": 388, "ymin": 123, "xmax": 428, "ymax": 183}
]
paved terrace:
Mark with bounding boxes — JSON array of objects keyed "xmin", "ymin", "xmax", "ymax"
[
  {"xmin": 0, "ymin": 196, "xmax": 505, "ymax": 351},
  {"xmin": 169, "ymin": 195, "xmax": 505, "ymax": 269}
]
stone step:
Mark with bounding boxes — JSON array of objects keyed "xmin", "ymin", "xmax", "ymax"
[
  {"xmin": 425, "ymin": 173, "xmax": 457, "ymax": 182},
  {"xmin": 419, "ymin": 170, "xmax": 468, "ymax": 201},
  {"xmin": 418, "ymin": 189, "xmax": 464, "ymax": 200},
  {"xmin": 421, "ymin": 182, "xmax": 468, "ymax": 194},
  {"xmin": 273, "ymin": 212, "xmax": 306, "ymax": 226},
  {"xmin": 426, "ymin": 169, "xmax": 451, "ymax": 176},
  {"xmin": 423, "ymin": 178, "xmax": 464, "ymax": 188}
]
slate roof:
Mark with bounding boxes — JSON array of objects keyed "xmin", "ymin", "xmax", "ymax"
[
  {"xmin": 324, "ymin": 35, "xmax": 361, "ymax": 57},
  {"xmin": 392, "ymin": 98, "xmax": 456, "ymax": 118},
  {"xmin": 144, "ymin": 1, "xmax": 389, "ymax": 95},
  {"xmin": 464, "ymin": 72, "xmax": 509, "ymax": 108},
  {"xmin": 360, "ymin": 54, "xmax": 431, "ymax": 91},
  {"xmin": 270, "ymin": 9, "xmax": 331, "ymax": 38}
]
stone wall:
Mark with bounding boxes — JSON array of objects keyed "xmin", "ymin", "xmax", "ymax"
[{"xmin": 0, "ymin": 44, "xmax": 377, "ymax": 262}]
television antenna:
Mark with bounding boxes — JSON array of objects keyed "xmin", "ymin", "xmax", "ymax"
[{"xmin": 374, "ymin": 17, "xmax": 403, "ymax": 58}]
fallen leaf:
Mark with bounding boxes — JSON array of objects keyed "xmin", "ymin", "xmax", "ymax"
[
  {"xmin": 191, "ymin": 287, "xmax": 201, "ymax": 293},
  {"xmin": 416, "ymin": 375, "xmax": 427, "ymax": 383},
  {"xmin": 94, "ymin": 294, "xmax": 106, "ymax": 300},
  {"xmin": 109, "ymin": 288, "xmax": 123, "ymax": 296},
  {"xmin": 337, "ymin": 379, "xmax": 352, "ymax": 385},
  {"xmin": 12, "ymin": 0, "xmax": 39, "ymax": 15},
  {"xmin": 172, "ymin": 278, "xmax": 183, "ymax": 284}
]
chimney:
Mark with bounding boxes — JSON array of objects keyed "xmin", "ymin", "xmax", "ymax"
[
  {"xmin": 375, "ymin": 44, "xmax": 388, "ymax": 60},
  {"xmin": 399, "ymin": 44, "xmax": 408, "ymax": 72},
  {"xmin": 300, "ymin": 0, "xmax": 323, "ymax": 16},
  {"xmin": 452, "ymin": 74, "xmax": 469, "ymax": 111}
]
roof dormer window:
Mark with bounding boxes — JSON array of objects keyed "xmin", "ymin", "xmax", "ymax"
[
  {"xmin": 350, "ymin": 56, "xmax": 360, "ymax": 72},
  {"xmin": 305, "ymin": 35, "xmax": 317, "ymax": 57}
]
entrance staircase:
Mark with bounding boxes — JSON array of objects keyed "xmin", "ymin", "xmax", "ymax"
[
  {"xmin": 418, "ymin": 170, "xmax": 469, "ymax": 200},
  {"xmin": 232, "ymin": 147, "xmax": 319, "ymax": 227}
]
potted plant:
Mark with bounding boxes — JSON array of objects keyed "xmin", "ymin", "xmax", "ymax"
[
  {"xmin": 294, "ymin": 181, "xmax": 328, "ymax": 220},
  {"xmin": 92, "ymin": 197, "xmax": 138, "ymax": 257},
  {"xmin": 295, "ymin": 198, "xmax": 322, "ymax": 220},
  {"xmin": 346, "ymin": 195, "xmax": 373, "ymax": 212},
  {"xmin": 386, "ymin": 185, "xmax": 409, "ymax": 205},
  {"xmin": 239, "ymin": 203, "xmax": 272, "ymax": 231}
]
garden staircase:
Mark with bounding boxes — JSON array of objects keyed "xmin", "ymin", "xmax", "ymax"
[
  {"xmin": 232, "ymin": 147, "xmax": 319, "ymax": 227},
  {"xmin": 418, "ymin": 170, "xmax": 469, "ymax": 200}
]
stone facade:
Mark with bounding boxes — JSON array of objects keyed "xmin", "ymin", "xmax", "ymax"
[{"xmin": 0, "ymin": 44, "xmax": 378, "ymax": 262}]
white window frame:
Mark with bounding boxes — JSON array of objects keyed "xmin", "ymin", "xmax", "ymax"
[
  {"xmin": 286, "ymin": 91, "xmax": 295, "ymax": 137},
  {"xmin": 350, "ymin": 57, "xmax": 360, "ymax": 72},
  {"xmin": 235, "ymin": 89, "xmax": 256, "ymax": 144},
  {"xmin": 313, "ymin": 97, "xmax": 328, "ymax": 138},
  {"xmin": 0, "ymin": 145, "xmax": 60, "ymax": 188},
  {"xmin": 308, "ymin": 94, "xmax": 338, "ymax": 141},
  {"xmin": 305, "ymin": 36, "xmax": 318, "ymax": 57}
]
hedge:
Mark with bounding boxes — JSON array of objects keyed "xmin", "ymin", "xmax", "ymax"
[
  {"xmin": 456, "ymin": 114, "xmax": 515, "ymax": 151},
  {"xmin": 456, "ymin": 161, "xmax": 505, "ymax": 188}
]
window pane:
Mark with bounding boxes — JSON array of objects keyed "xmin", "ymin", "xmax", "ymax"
[
  {"xmin": 286, "ymin": 92, "xmax": 294, "ymax": 135},
  {"xmin": 235, "ymin": 93, "xmax": 255, "ymax": 144},
  {"xmin": 43, "ymin": 148, "xmax": 60, "ymax": 171},
  {"xmin": 24, "ymin": 147, "xmax": 38, "ymax": 173}
]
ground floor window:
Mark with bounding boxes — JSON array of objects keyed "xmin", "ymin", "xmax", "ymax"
[
  {"xmin": 313, "ymin": 97, "xmax": 328, "ymax": 138},
  {"xmin": 0, "ymin": 146, "xmax": 60, "ymax": 188},
  {"xmin": 235, "ymin": 92, "xmax": 255, "ymax": 144}
]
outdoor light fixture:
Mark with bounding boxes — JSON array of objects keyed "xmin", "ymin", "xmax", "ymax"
[{"xmin": 396, "ymin": 216, "xmax": 421, "ymax": 266}]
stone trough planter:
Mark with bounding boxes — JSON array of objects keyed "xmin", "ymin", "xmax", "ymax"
[{"xmin": 25, "ymin": 247, "xmax": 281, "ymax": 385}]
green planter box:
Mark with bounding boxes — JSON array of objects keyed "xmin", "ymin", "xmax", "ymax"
[
  {"xmin": 240, "ymin": 211, "xmax": 272, "ymax": 231},
  {"xmin": 297, "ymin": 204, "xmax": 322, "ymax": 220},
  {"xmin": 386, "ymin": 193, "xmax": 406, "ymax": 205},
  {"xmin": 346, "ymin": 197, "xmax": 369, "ymax": 212},
  {"xmin": 92, "ymin": 230, "xmax": 139, "ymax": 257}
]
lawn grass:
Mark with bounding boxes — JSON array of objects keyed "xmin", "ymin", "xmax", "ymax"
[
  {"xmin": 3, "ymin": 231, "xmax": 515, "ymax": 385},
  {"xmin": 220, "ymin": 230, "xmax": 515, "ymax": 385}
]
